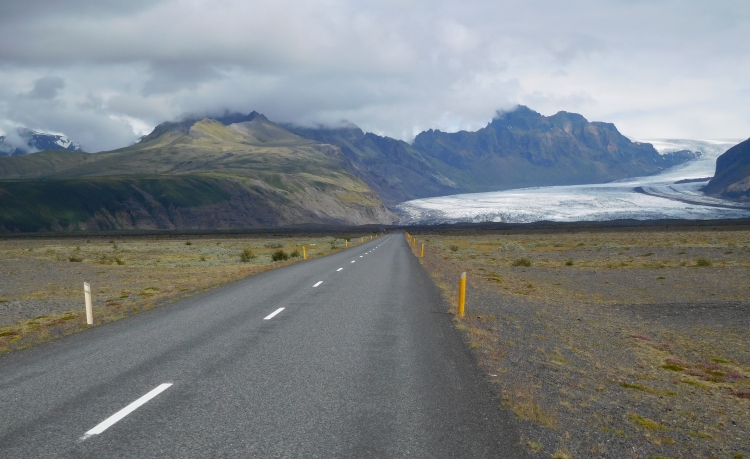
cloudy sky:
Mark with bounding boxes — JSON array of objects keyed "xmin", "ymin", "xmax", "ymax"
[{"xmin": 0, "ymin": 0, "xmax": 748, "ymax": 152}]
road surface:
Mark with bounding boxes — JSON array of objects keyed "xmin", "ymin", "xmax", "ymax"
[{"xmin": 0, "ymin": 233, "xmax": 527, "ymax": 458}]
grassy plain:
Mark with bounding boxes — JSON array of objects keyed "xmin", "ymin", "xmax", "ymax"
[
  {"xmin": 0, "ymin": 233, "xmax": 370, "ymax": 354},
  {"xmin": 412, "ymin": 225, "xmax": 750, "ymax": 459}
]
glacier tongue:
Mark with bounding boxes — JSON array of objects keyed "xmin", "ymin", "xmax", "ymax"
[{"xmin": 397, "ymin": 139, "xmax": 750, "ymax": 225}]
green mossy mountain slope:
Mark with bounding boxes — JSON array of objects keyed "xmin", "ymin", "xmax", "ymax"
[{"xmin": 0, "ymin": 114, "xmax": 395, "ymax": 232}]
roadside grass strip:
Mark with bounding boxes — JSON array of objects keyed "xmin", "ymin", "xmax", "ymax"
[{"xmin": 81, "ymin": 383, "xmax": 173, "ymax": 441}]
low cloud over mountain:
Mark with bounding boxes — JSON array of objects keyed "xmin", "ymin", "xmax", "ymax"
[
  {"xmin": 0, "ymin": 127, "xmax": 81, "ymax": 156},
  {"xmin": 0, "ymin": 1, "xmax": 748, "ymax": 153}
]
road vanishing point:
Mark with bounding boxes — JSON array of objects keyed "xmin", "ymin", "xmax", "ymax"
[{"xmin": 0, "ymin": 233, "xmax": 527, "ymax": 458}]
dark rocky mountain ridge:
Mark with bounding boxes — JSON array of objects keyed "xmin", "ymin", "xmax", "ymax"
[
  {"xmin": 287, "ymin": 106, "xmax": 693, "ymax": 206},
  {"xmin": 704, "ymin": 137, "xmax": 750, "ymax": 200},
  {"xmin": 282, "ymin": 123, "xmax": 458, "ymax": 206}
]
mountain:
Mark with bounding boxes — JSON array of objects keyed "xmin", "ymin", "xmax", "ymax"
[
  {"xmin": 703, "ymin": 137, "xmax": 750, "ymax": 200},
  {"xmin": 412, "ymin": 106, "xmax": 689, "ymax": 188},
  {"xmin": 286, "ymin": 106, "xmax": 690, "ymax": 206},
  {"xmin": 0, "ymin": 128, "xmax": 82, "ymax": 156},
  {"xmin": 282, "ymin": 124, "xmax": 460, "ymax": 205},
  {"xmin": 0, "ymin": 106, "xmax": 698, "ymax": 232},
  {"xmin": 0, "ymin": 114, "xmax": 395, "ymax": 232}
]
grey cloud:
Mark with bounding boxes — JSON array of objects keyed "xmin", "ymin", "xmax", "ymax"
[
  {"xmin": 0, "ymin": 121, "xmax": 29, "ymax": 151},
  {"xmin": 523, "ymin": 91, "xmax": 597, "ymax": 114},
  {"xmin": 141, "ymin": 62, "xmax": 224, "ymax": 96},
  {"xmin": 24, "ymin": 76, "xmax": 65, "ymax": 100},
  {"xmin": 0, "ymin": 1, "xmax": 160, "ymax": 23},
  {"xmin": 549, "ymin": 36, "xmax": 606, "ymax": 65},
  {"xmin": 0, "ymin": 0, "xmax": 748, "ymax": 151}
]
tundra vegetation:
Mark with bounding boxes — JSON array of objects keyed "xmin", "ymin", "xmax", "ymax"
[
  {"xmin": 413, "ymin": 225, "xmax": 750, "ymax": 458},
  {"xmin": 0, "ymin": 233, "xmax": 367, "ymax": 354}
]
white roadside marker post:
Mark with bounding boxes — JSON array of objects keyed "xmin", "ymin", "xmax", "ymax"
[{"xmin": 84, "ymin": 282, "xmax": 93, "ymax": 325}]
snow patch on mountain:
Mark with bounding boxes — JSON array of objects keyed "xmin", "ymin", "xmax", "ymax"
[{"xmin": 0, "ymin": 128, "xmax": 82, "ymax": 156}]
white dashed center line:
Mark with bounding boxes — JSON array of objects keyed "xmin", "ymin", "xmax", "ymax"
[
  {"xmin": 81, "ymin": 383, "xmax": 173, "ymax": 441},
  {"xmin": 351, "ymin": 261, "xmax": 355, "ymax": 263},
  {"xmin": 336, "ymin": 268, "xmax": 343, "ymax": 272},
  {"xmin": 264, "ymin": 307, "xmax": 285, "ymax": 320},
  {"xmin": 313, "ymin": 281, "xmax": 323, "ymax": 287}
]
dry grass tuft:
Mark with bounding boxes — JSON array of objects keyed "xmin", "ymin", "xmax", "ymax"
[
  {"xmin": 629, "ymin": 413, "xmax": 668, "ymax": 431},
  {"xmin": 503, "ymin": 386, "xmax": 558, "ymax": 429},
  {"xmin": 551, "ymin": 449, "xmax": 572, "ymax": 459}
]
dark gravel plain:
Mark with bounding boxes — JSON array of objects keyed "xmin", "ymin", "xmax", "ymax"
[{"xmin": 417, "ymin": 226, "xmax": 750, "ymax": 459}]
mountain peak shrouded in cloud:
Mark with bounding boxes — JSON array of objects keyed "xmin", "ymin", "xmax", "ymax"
[
  {"xmin": 0, "ymin": 112, "xmax": 396, "ymax": 231},
  {"xmin": 278, "ymin": 105, "xmax": 694, "ymax": 205},
  {"xmin": 0, "ymin": 127, "xmax": 82, "ymax": 156},
  {"xmin": 0, "ymin": 1, "xmax": 747, "ymax": 152},
  {"xmin": 134, "ymin": 111, "xmax": 270, "ymax": 145}
]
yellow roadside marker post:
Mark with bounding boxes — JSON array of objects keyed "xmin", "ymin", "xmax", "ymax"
[
  {"xmin": 361, "ymin": 237, "xmax": 364, "ymax": 243},
  {"xmin": 346, "ymin": 239, "xmax": 348, "ymax": 248},
  {"xmin": 303, "ymin": 246, "xmax": 307, "ymax": 260},
  {"xmin": 420, "ymin": 243, "xmax": 425, "ymax": 257},
  {"xmin": 458, "ymin": 272, "xmax": 466, "ymax": 317}
]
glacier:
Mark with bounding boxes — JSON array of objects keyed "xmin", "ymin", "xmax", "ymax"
[{"xmin": 396, "ymin": 139, "xmax": 750, "ymax": 224}]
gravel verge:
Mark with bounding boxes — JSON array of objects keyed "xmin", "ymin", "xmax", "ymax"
[{"xmin": 416, "ymin": 227, "xmax": 750, "ymax": 459}]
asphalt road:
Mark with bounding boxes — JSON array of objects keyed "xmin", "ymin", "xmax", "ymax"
[{"xmin": 0, "ymin": 233, "xmax": 527, "ymax": 458}]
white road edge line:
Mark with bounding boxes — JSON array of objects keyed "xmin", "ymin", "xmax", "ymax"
[
  {"xmin": 264, "ymin": 307, "xmax": 285, "ymax": 320},
  {"xmin": 336, "ymin": 268, "xmax": 343, "ymax": 271},
  {"xmin": 81, "ymin": 383, "xmax": 173, "ymax": 441},
  {"xmin": 313, "ymin": 281, "xmax": 323, "ymax": 288}
]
